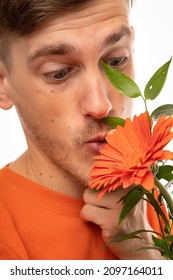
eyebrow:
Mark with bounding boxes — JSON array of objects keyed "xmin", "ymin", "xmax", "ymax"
[
  {"xmin": 28, "ymin": 44, "xmax": 80, "ymax": 63},
  {"xmin": 102, "ymin": 25, "xmax": 131, "ymax": 47},
  {"xmin": 28, "ymin": 25, "xmax": 131, "ymax": 64}
]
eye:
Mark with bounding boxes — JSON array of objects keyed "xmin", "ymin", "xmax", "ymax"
[
  {"xmin": 43, "ymin": 67, "xmax": 74, "ymax": 83},
  {"xmin": 105, "ymin": 56, "xmax": 128, "ymax": 70}
]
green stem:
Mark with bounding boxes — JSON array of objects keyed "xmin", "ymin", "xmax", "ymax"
[
  {"xmin": 141, "ymin": 96, "xmax": 152, "ymax": 131},
  {"xmin": 153, "ymin": 178, "xmax": 173, "ymax": 259},
  {"xmin": 142, "ymin": 96, "xmax": 148, "ymax": 113},
  {"xmin": 154, "ymin": 177, "xmax": 173, "ymax": 216}
]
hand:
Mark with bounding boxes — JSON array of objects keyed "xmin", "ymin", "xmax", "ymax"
[{"xmin": 80, "ymin": 188, "xmax": 164, "ymax": 259}]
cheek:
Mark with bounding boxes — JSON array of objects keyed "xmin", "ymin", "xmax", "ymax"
[
  {"xmin": 111, "ymin": 92, "xmax": 133, "ymax": 118},
  {"xmin": 22, "ymin": 88, "xmax": 62, "ymax": 119},
  {"xmin": 123, "ymin": 97, "xmax": 133, "ymax": 117}
]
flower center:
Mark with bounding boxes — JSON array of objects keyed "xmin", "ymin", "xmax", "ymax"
[{"xmin": 122, "ymin": 142, "xmax": 149, "ymax": 169}]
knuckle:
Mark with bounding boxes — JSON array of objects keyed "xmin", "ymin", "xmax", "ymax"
[{"xmin": 80, "ymin": 204, "xmax": 91, "ymax": 220}]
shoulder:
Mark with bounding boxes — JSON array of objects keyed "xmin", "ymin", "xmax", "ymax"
[
  {"xmin": 0, "ymin": 201, "xmax": 29, "ymax": 260},
  {"xmin": 0, "ymin": 165, "xmax": 11, "ymax": 184}
]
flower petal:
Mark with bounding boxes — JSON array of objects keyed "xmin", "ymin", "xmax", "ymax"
[{"xmin": 141, "ymin": 171, "xmax": 155, "ymax": 191}]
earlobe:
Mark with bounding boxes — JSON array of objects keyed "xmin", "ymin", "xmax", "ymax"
[{"xmin": 0, "ymin": 62, "xmax": 14, "ymax": 110}]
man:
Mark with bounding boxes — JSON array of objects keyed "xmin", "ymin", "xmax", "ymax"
[{"xmin": 0, "ymin": 0, "xmax": 165, "ymax": 259}]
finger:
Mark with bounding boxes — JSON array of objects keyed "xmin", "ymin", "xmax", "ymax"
[
  {"xmin": 80, "ymin": 203, "xmax": 119, "ymax": 229},
  {"xmin": 83, "ymin": 187, "xmax": 127, "ymax": 209}
]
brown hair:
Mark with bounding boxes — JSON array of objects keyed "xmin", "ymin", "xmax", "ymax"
[{"xmin": 0, "ymin": 0, "xmax": 133, "ymax": 65}]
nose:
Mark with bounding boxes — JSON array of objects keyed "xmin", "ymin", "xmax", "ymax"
[{"xmin": 80, "ymin": 70, "xmax": 113, "ymax": 119}]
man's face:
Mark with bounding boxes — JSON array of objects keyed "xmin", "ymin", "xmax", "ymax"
[{"xmin": 4, "ymin": 0, "xmax": 134, "ymax": 187}]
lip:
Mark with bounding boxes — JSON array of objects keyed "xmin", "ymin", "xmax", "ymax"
[{"xmin": 84, "ymin": 134, "xmax": 107, "ymax": 154}]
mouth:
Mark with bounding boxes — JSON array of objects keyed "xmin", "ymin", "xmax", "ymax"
[{"xmin": 84, "ymin": 134, "xmax": 107, "ymax": 154}]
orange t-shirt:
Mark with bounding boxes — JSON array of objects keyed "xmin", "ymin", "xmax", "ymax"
[{"xmin": 0, "ymin": 165, "xmax": 166, "ymax": 260}]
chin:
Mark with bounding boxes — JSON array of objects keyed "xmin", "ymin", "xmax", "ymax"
[{"xmin": 73, "ymin": 163, "xmax": 91, "ymax": 188}]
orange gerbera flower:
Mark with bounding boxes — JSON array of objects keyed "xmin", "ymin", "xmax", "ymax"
[{"xmin": 89, "ymin": 112, "xmax": 173, "ymax": 199}]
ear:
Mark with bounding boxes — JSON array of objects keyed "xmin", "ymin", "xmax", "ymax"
[
  {"xmin": 130, "ymin": 25, "xmax": 135, "ymax": 43},
  {"xmin": 0, "ymin": 61, "xmax": 14, "ymax": 110}
]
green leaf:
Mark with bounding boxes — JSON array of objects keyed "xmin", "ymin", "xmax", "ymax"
[
  {"xmin": 102, "ymin": 116, "xmax": 125, "ymax": 129},
  {"xmin": 157, "ymin": 165, "xmax": 173, "ymax": 181},
  {"xmin": 101, "ymin": 62, "xmax": 142, "ymax": 98},
  {"xmin": 137, "ymin": 246, "xmax": 165, "ymax": 253},
  {"xmin": 112, "ymin": 229, "xmax": 161, "ymax": 242},
  {"xmin": 152, "ymin": 236, "xmax": 166, "ymax": 247},
  {"xmin": 151, "ymin": 104, "xmax": 173, "ymax": 120},
  {"xmin": 144, "ymin": 57, "xmax": 172, "ymax": 100},
  {"xmin": 165, "ymin": 235, "xmax": 173, "ymax": 242},
  {"xmin": 145, "ymin": 191, "xmax": 171, "ymax": 230},
  {"xmin": 152, "ymin": 236, "xmax": 172, "ymax": 258},
  {"xmin": 118, "ymin": 187, "xmax": 144, "ymax": 225}
]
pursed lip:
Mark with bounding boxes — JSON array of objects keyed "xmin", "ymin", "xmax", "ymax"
[{"xmin": 84, "ymin": 134, "xmax": 107, "ymax": 154}]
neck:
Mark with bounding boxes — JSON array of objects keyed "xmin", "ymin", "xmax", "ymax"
[{"xmin": 9, "ymin": 149, "xmax": 85, "ymax": 199}]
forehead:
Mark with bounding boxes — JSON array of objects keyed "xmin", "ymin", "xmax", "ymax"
[
  {"xmin": 10, "ymin": 0, "xmax": 130, "ymax": 62},
  {"xmin": 37, "ymin": 0, "xmax": 129, "ymax": 32},
  {"xmin": 30, "ymin": 1, "xmax": 129, "ymax": 43}
]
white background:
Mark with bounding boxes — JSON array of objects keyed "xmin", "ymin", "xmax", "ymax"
[{"xmin": 0, "ymin": 0, "xmax": 173, "ymax": 167}]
